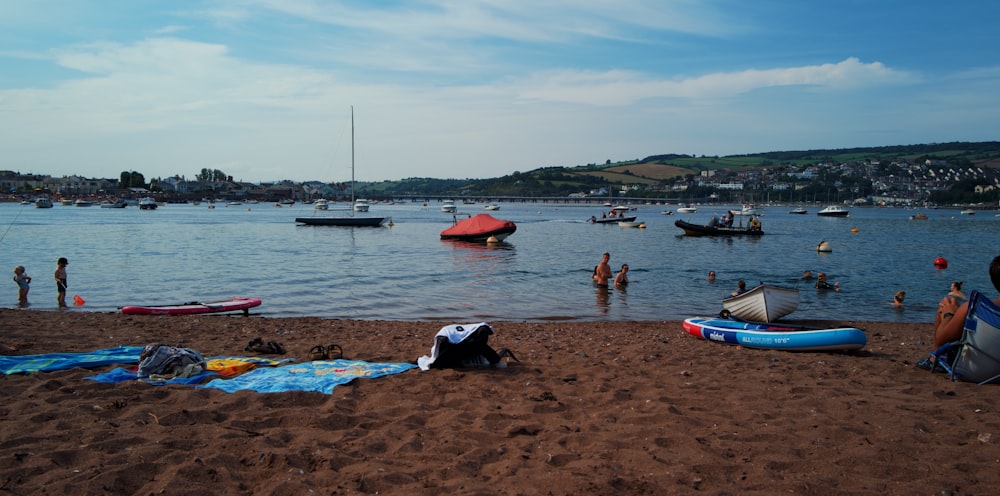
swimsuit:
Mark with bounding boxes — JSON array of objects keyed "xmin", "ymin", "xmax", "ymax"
[
  {"xmin": 57, "ymin": 278, "xmax": 67, "ymax": 292},
  {"xmin": 13, "ymin": 275, "xmax": 29, "ymax": 290}
]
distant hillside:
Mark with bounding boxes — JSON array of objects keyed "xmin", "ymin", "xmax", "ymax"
[{"xmin": 355, "ymin": 141, "xmax": 1000, "ymax": 197}]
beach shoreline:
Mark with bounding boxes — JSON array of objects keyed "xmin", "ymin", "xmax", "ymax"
[{"xmin": 2, "ymin": 310, "xmax": 997, "ymax": 494}]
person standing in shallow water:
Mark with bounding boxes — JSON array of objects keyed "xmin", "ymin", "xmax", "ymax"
[
  {"xmin": 54, "ymin": 258, "xmax": 68, "ymax": 307},
  {"xmin": 594, "ymin": 252, "xmax": 612, "ymax": 288},
  {"xmin": 13, "ymin": 265, "xmax": 31, "ymax": 307}
]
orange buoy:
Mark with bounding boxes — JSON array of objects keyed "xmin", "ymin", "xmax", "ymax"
[
  {"xmin": 73, "ymin": 294, "xmax": 85, "ymax": 306},
  {"xmin": 934, "ymin": 257, "xmax": 948, "ymax": 269}
]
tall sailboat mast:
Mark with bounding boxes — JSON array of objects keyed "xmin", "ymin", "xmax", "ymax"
[{"xmin": 350, "ymin": 105, "xmax": 355, "ymax": 207}]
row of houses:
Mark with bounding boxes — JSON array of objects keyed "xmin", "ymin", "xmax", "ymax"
[{"xmin": 0, "ymin": 172, "xmax": 357, "ymax": 202}]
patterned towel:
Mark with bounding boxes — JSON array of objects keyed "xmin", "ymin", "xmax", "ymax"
[
  {"xmin": 0, "ymin": 346, "xmax": 144, "ymax": 375},
  {"xmin": 83, "ymin": 356, "xmax": 297, "ymax": 384},
  {"xmin": 199, "ymin": 359, "xmax": 417, "ymax": 394}
]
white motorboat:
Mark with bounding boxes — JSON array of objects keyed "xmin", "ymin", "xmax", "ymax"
[
  {"xmin": 618, "ymin": 220, "xmax": 645, "ymax": 228},
  {"xmin": 73, "ymin": 199, "xmax": 95, "ymax": 207},
  {"xmin": 99, "ymin": 199, "xmax": 127, "ymax": 208},
  {"xmin": 677, "ymin": 205, "xmax": 697, "ymax": 214},
  {"xmin": 34, "ymin": 198, "xmax": 54, "ymax": 208},
  {"xmin": 484, "ymin": 204, "xmax": 501, "ymax": 211},
  {"xmin": 314, "ymin": 199, "xmax": 329, "ymax": 210},
  {"xmin": 721, "ymin": 284, "xmax": 800, "ymax": 323},
  {"xmin": 960, "ymin": 209, "xmax": 975, "ymax": 215},
  {"xmin": 817, "ymin": 205, "xmax": 849, "ymax": 217},
  {"xmin": 138, "ymin": 197, "xmax": 158, "ymax": 210},
  {"xmin": 788, "ymin": 207, "xmax": 808, "ymax": 215},
  {"xmin": 729, "ymin": 204, "xmax": 760, "ymax": 216},
  {"xmin": 441, "ymin": 200, "xmax": 457, "ymax": 213},
  {"xmin": 353, "ymin": 199, "xmax": 371, "ymax": 212}
]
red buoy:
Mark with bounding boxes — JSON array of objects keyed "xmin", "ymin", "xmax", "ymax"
[{"xmin": 934, "ymin": 257, "xmax": 948, "ymax": 269}]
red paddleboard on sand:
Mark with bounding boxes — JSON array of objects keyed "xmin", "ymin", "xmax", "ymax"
[{"xmin": 121, "ymin": 297, "xmax": 261, "ymax": 316}]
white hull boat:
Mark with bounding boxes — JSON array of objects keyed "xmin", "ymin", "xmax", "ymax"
[
  {"xmin": 441, "ymin": 200, "xmax": 457, "ymax": 213},
  {"xmin": 721, "ymin": 284, "xmax": 800, "ymax": 323},
  {"xmin": 817, "ymin": 206, "xmax": 849, "ymax": 217}
]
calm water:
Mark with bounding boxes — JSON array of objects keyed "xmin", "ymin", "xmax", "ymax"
[{"xmin": 1, "ymin": 201, "xmax": 997, "ymax": 323}]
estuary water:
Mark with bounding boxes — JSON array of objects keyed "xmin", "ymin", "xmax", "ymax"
[{"xmin": 1, "ymin": 201, "xmax": 997, "ymax": 324}]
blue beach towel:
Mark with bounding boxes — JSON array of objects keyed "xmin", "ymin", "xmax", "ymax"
[
  {"xmin": 0, "ymin": 346, "xmax": 144, "ymax": 375},
  {"xmin": 85, "ymin": 367, "xmax": 217, "ymax": 385},
  {"xmin": 199, "ymin": 359, "xmax": 417, "ymax": 394}
]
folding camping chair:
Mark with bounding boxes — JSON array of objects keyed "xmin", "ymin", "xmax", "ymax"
[{"xmin": 932, "ymin": 290, "xmax": 1000, "ymax": 385}]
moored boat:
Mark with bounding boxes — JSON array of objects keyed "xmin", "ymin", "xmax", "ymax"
[
  {"xmin": 788, "ymin": 207, "xmax": 808, "ymax": 215},
  {"xmin": 682, "ymin": 317, "xmax": 867, "ymax": 351},
  {"xmin": 817, "ymin": 205, "xmax": 849, "ymax": 217},
  {"xmin": 440, "ymin": 213, "xmax": 516, "ymax": 242},
  {"xmin": 441, "ymin": 200, "xmax": 457, "ymax": 213},
  {"xmin": 34, "ymin": 198, "xmax": 54, "ymax": 208},
  {"xmin": 353, "ymin": 199, "xmax": 371, "ymax": 212},
  {"xmin": 721, "ymin": 284, "xmax": 800, "ymax": 322},
  {"xmin": 729, "ymin": 203, "xmax": 760, "ymax": 216},
  {"xmin": 589, "ymin": 215, "xmax": 636, "ymax": 224},
  {"xmin": 618, "ymin": 220, "xmax": 645, "ymax": 228},
  {"xmin": 138, "ymin": 197, "xmax": 158, "ymax": 210},
  {"xmin": 99, "ymin": 199, "xmax": 127, "ymax": 208},
  {"xmin": 314, "ymin": 199, "xmax": 329, "ymax": 210}
]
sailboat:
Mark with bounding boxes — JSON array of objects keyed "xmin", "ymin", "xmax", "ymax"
[{"xmin": 296, "ymin": 107, "xmax": 387, "ymax": 227}]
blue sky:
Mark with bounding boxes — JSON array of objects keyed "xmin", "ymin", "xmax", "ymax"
[{"xmin": 1, "ymin": 1, "xmax": 997, "ymax": 183}]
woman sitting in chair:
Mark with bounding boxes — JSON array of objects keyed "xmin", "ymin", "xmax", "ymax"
[{"xmin": 931, "ymin": 256, "xmax": 1000, "ymax": 350}]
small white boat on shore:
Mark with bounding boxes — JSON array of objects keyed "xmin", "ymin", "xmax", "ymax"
[{"xmin": 721, "ymin": 284, "xmax": 800, "ymax": 323}]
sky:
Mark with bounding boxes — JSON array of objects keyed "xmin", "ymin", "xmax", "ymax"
[{"xmin": 1, "ymin": 1, "xmax": 998, "ymax": 183}]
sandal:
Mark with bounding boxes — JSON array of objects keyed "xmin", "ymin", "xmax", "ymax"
[
  {"xmin": 244, "ymin": 337, "xmax": 264, "ymax": 353},
  {"xmin": 245, "ymin": 338, "xmax": 285, "ymax": 355},
  {"xmin": 309, "ymin": 345, "xmax": 328, "ymax": 361},
  {"xmin": 327, "ymin": 344, "xmax": 343, "ymax": 360}
]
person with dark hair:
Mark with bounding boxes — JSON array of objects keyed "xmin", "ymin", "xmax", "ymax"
[
  {"xmin": 614, "ymin": 264, "xmax": 629, "ymax": 287},
  {"xmin": 54, "ymin": 257, "xmax": 68, "ymax": 307},
  {"xmin": 594, "ymin": 252, "xmax": 612, "ymax": 288},
  {"xmin": 931, "ymin": 256, "xmax": 1000, "ymax": 349},
  {"xmin": 731, "ymin": 280, "xmax": 747, "ymax": 297}
]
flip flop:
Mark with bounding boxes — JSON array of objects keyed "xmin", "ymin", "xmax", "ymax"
[
  {"xmin": 327, "ymin": 344, "xmax": 343, "ymax": 359},
  {"xmin": 308, "ymin": 345, "xmax": 328, "ymax": 361}
]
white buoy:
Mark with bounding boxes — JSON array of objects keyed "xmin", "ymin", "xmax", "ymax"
[
  {"xmin": 817, "ymin": 241, "xmax": 832, "ymax": 252},
  {"xmin": 487, "ymin": 236, "xmax": 500, "ymax": 244}
]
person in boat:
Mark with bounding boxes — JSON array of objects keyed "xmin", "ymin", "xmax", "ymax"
[
  {"xmin": 594, "ymin": 252, "xmax": 612, "ymax": 288},
  {"xmin": 590, "ymin": 216, "xmax": 597, "ymax": 223},
  {"xmin": 708, "ymin": 215, "xmax": 720, "ymax": 228},
  {"xmin": 614, "ymin": 264, "xmax": 629, "ymax": 288},
  {"xmin": 724, "ymin": 213, "xmax": 734, "ymax": 227},
  {"xmin": 731, "ymin": 280, "xmax": 747, "ymax": 297},
  {"xmin": 748, "ymin": 215, "xmax": 761, "ymax": 231},
  {"xmin": 815, "ymin": 272, "xmax": 840, "ymax": 292},
  {"xmin": 923, "ymin": 256, "xmax": 1000, "ymax": 366}
]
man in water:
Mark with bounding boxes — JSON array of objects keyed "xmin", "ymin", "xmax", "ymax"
[{"xmin": 594, "ymin": 252, "xmax": 612, "ymax": 288}]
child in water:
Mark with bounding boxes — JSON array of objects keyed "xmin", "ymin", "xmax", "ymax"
[
  {"xmin": 54, "ymin": 258, "xmax": 68, "ymax": 307},
  {"xmin": 13, "ymin": 265, "xmax": 31, "ymax": 306}
]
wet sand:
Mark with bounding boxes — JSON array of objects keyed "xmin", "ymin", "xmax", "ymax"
[{"xmin": 1, "ymin": 310, "xmax": 997, "ymax": 495}]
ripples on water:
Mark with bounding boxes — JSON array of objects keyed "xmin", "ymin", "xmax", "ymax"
[{"xmin": 1, "ymin": 201, "xmax": 996, "ymax": 323}]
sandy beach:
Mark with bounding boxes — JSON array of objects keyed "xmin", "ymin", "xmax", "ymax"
[{"xmin": 2, "ymin": 310, "xmax": 998, "ymax": 495}]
